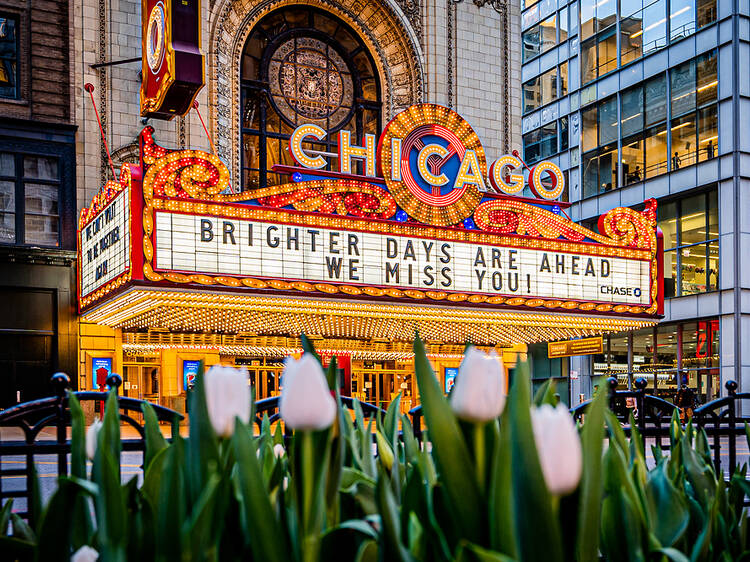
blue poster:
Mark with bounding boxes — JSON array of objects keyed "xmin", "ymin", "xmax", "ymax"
[
  {"xmin": 445, "ymin": 367, "xmax": 458, "ymax": 393},
  {"xmin": 183, "ymin": 360, "xmax": 201, "ymax": 390},
  {"xmin": 92, "ymin": 357, "xmax": 112, "ymax": 389}
]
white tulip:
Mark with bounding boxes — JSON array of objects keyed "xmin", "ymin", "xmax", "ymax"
[
  {"xmin": 273, "ymin": 443, "xmax": 286, "ymax": 458},
  {"xmin": 204, "ymin": 365, "xmax": 251, "ymax": 438},
  {"xmin": 85, "ymin": 418, "xmax": 103, "ymax": 460},
  {"xmin": 450, "ymin": 347, "xmax": 506, "ymax": 422},
  {"xmin": 531, "ymin": 403, "xmax": 583, "ymax": 495},
  {"xmin": 279, "ymin": 355, "xmax": 336, "ymax": 430},
  {"xmin": 71, "ymin": 545, "xmax": 99, "ymax": 562}
]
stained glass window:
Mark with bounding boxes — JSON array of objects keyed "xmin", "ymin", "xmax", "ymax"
[{"xmin": 241, "ymin": 7, "xmax": 382, "ymax": 189}]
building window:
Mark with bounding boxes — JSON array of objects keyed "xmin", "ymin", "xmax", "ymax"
[
  {"xmin": 580, "ymin": 0, "xmax": 617, "ymax": 83},
  {"xmin": 0, "ymin": 14, "xmax": 19, "ymax": 99},
  {"xmin": 522, "ymin": 65, "xmax": 567, "ymax": 113},
  {"xmin": 581, "ymin": 96, "xmax": 618, "ymax": 196},
  {"xmin": 240, "ymin": 7, "xmax": 382, "ymax": 190},
  {"xmin": 593, "ymin": 319, "xmax": 720, "ymax": 402},
  {"xmin": 658, "ymin": 189, "xmax": 718, "ymax": 297},
  {"xmin": 0, "ymin": 153, "xmax": 61, "ymax": 247},
  {"xmin": 523, "ymin": 121, "xmax": 558, "ymax": 164},
  {"xmin": 670, "ymin": 51, "xmax": 718, "ymax": 170}
]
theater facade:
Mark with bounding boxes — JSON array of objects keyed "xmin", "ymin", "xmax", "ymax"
[
  {"xmin": 72, "ymin": 0, "xmax": 662, "ymax": 413},
  {"xmin": 77, "ymin": 101, "xmax": 663, "ymax": 413}
]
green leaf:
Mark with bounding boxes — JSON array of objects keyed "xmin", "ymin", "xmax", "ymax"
[
  {"xmin": 0, "ymin": 498, "xmax": 13, "ymax": 536},
  {"xmin": 455, "ymin": 541, "xmax": 517, "ymax": 562},
  {"xmin": 186, "ymin": 360, "xmax": 220, "ymax": 505},
  {"xmin": 489, "ymin": 408, "xmax": 515, "ymax": 558},
  {"xmin": 231, "ymin": 419, "xmax": 290, "ymax": 562},
  {"xmin": 576, "ymin": 383, "xmax": 607, "ymax": 562},
  {"xmin": 68, "ymin": 392, "xmax": 86, "ymax": 479},
  {"xmin": 35, "ymin": 479, "xmax": 84, "ymax": 561},
  {"xmin": 383, "ymin": 393, "xmax": 402, "ymax": 447},
  {"xmin": 0, "ymin": 536, "xmax": 35, "ymax": 559},
  {"xmin": 376, "ymin": 466, "xmax": 414, "ymax": 562},
  {"xmin": 411, "ymin": 336, "xmax": 482, "ymax": 546},
  {"xmin": 182, "ymin": 474, "xmax": 221, "ymax": 559},
  {"xmin": 301, "ymin": 334, "xmax": 323, "ymax": 365},
  {"xmin": 657, "ymin": 547, "xmax": 691, "ymax": 562},
  {"xmin": 156, "ymin": 440, "xmax": 185, "ymax": 562},
  {"xmin": 645, "ymin": 464, "xmax": 690, "ymax": 547},
  {"xmin": 335, "ymin": 519, "xmax": 379, "ymax": 539},
  {"xmin": 142, "ymin": 401, "xmax": 168, "ymax": 471},
  {"xmin": 10, "ymin": 513, "xmax": 35, "ymax": 543},
  {"xmin": 354, "ymin": 539, "xmax": 378, "ymax": 562},
  {"xmin": 507, "ymin": 357, "xmax": 563, "ymax": 562},
  {"xmin": 532, "ymin": 378, "xmax": 557, "ymax": 407}
]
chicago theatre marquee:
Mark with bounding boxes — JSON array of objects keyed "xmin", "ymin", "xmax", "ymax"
[{"xmin": 75, "ymin": 0, "xmax": 662, "ymax": 412}]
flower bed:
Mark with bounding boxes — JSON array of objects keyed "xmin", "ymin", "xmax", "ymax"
[{"xmin": 3, "ymin": 337, "xmax": 750, "ymax": 561}]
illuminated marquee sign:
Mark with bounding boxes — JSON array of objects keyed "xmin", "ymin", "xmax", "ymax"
[
  {"xmin": 77, "ymin": 105, "xmax": 663, "ymax": 319},
  {"xmin": 79, "ymin": 182, "xmax": 131, "ymax": 299},
  {"xmin": 140, "ymin": 0, "xmax": 204, "ymax": 119},
  {"xmin": 153, "ymin": 214, "xmax": 650, "ymax": 306}
]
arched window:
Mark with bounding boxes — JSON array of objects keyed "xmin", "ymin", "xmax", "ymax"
[{"xmin": 241, "ymin": 7, "xmax": 382, "ymax": 190}]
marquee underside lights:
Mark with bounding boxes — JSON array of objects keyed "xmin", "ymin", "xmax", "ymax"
[{"xmin": 81, "ymin": 288, "xmax": 658, "ymax": 346}]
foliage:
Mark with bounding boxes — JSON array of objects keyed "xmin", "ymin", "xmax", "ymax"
[{"xmin": 3, "ymin": 338, "xmax": 750, "ymax": 561}]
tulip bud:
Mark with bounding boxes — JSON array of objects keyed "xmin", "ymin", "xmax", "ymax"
[
  {"xmin": 71, "ymin": 545, "xmax": 99, "ymax": 562},
  {"xmin": 273, "ymin": 443, "xmax": 286, "ymax": 458},
  {"xmin": 204, "ymin": 365, "xmax": 251, "ymax": 438},
  {"xmin": 86, "ymin": 418, "xmax": 103, "ymax": 460},
  {"xmin": 279, "ymin": 355, "xmax": 336, "ymax": 430},
  {"xmin": 450, "ymin": 347, "xmax": 506, "ymax": 422},
  {"xmin": 530, "ymin": 403, "xmax": 583, "ymax": 495}
]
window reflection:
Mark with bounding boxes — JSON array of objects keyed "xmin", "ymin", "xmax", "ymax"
[{"xmin": 656, "ymin": 190, "xmax": 719, "ymax": 297}]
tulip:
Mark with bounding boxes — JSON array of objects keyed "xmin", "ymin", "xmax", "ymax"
[
  {"xmin": 86, "ymin": 418, "xmax": 102, "ymax": 460},
  {"xmin": 273, "ymin": 443, "xmax": 286, "ymax": 458},
  {"xmin": 204, "ymin": 365, "xmax": 251, "ymax": 438},
  {"xmin": 71, "ymin": 545, "xmax": 99, "ymax": 562},
  {"xmin": 279, "ymin": 354, "xmax": 336, "ymax": 430},
  {"xmin": 450, "ymin": 347, "xmax": 506, "ymax": 422},
  {"xmin": 530, "ymin": 403, "xmax": 583, "ymax": 495}
]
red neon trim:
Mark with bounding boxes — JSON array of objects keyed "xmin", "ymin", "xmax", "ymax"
[{"xmin": 84, "ymin": 83, "xmax": 117, "ymax": 180}]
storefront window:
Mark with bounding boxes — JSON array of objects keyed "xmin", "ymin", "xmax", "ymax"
[
  {"xmin": 657, "ymin": 189, "xmax": 718, "ymax": 296},
  {"xmin": 597, "ymin": 319, "xmax": 720, "ymax": 402}
]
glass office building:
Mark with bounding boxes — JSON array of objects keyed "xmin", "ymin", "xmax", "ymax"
[{"xmin": 520, "ymin": 0, "xmax": 748, "ymax": 403}]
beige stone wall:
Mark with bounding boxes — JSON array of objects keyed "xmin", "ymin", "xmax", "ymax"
[{"xmin": 72, "ymin": 0, "xmax": 520, "ymax": 211}]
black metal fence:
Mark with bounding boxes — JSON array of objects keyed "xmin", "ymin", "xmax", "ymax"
[
  {"xmin": 0, "ymin": 373, "xmax": 182, "ymax": 525},
  {"xmin": 3, "ymin": 372, "xmax": 750, "ymax": 525}
]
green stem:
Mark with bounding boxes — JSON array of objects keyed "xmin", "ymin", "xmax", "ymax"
[
  {"xmin": 301, "ymin": 430, "xmax": 316, "ymax": 562},
  {"xmin": 474, "ymin": 423, "xmax": 486, "ymax": 491}
]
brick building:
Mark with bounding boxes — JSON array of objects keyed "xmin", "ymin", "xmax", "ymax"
[{"xmin": 0, "ymin": 1, "xmax": 77, "ymax": 407}]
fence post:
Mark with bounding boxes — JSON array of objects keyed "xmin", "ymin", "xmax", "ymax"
[
  {"xmin": 634, "ymin": 377, "xmax": 647, "ymax": 432},
  {"xmin": 51, "ymin": 373, "xmax": 70, "ymax": 478},
  {"xmin": 726, "ymin": 380, "xmax": 738, "ymax": 474},
  {"xmin": 607, "ymin": 377, "xmax": 618, "ymax": 413}
]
